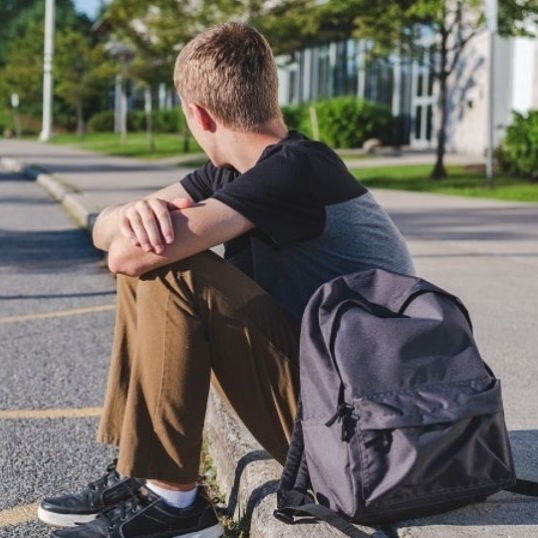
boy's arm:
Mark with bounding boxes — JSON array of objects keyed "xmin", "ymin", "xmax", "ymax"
[
  {"xmin": 92, "ymin": 182, "xmax": 193, "ymax": 254},
  {"xmin": 106, "ymin": 197, "xmax": 254, "ymax": 277}
]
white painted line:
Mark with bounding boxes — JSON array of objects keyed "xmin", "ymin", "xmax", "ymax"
[
  {"xmin": 0, "ymin": 304, "xmax": 115, "ymax": 324},
  {"xmin": 0, "ymin": 502, "xmax": 39, "ymax": 528},
  {"xmin": 0, "ymin": 407, "xmax": 102, "ymax": 420}
]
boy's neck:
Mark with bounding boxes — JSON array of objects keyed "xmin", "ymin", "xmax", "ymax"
[{"xmin": 220, "ymin": 119, "xmax": 289, "ymax": 173}]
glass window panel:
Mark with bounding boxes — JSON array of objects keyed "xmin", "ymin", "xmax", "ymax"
[
  {"xmin": 426, "ymin": 104, "xmax": 433, "ymax": 140},
  {"xmin": 427, "ymin": 69, "xmax": 434, "ymax": 97},
  {"xmin": 414, "ymin": 105, "xmax": 423, "ymax": 139},
  {"xmin": 417, "ymin": 72, "xmax": 424, "ymax": 97}
]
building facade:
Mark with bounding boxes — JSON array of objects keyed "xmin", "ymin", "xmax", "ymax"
[{"xmin": 276, "ymin": 31, "xmax": 538, "ymax": 155}]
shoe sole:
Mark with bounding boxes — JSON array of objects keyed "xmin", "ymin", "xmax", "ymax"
[
  {"xmin": 37, "ymin": 505, "xmax": 98, "ymax": 528},
  {"xmin": 175, "ymin": 523, "xmax": 224, "ymax": 538}
]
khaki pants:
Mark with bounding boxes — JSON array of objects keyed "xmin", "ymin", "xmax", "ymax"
[{"xmin": 97, "ymin": 251, "xmax": 300, "ymax": 483}]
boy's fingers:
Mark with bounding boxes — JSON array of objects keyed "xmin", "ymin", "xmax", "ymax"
[
  {"xmin": 121, "ymin": 209, "xmax": 155, "ymax": 252},
  {"xmin": 119, "ymin": 202, "xmax": 158, "ymax": 252},
  {"xmin": 118, "ymin": 199, "xmax": 178, "ymax": 252},
  {"xmin": 118, "ymin": 218, "xmax": 139, "ymax": 247},
  {"xmin": 146, "ymin": 199, "xmax": 174, "ymax": 245}
]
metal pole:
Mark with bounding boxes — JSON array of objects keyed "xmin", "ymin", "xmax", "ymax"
[
  {"xmin": 11, "ymin": 93, "xmax": 21, "ymax": 138},
  {"xmin": 486, "ymin": 31, "xmax": 496, "ymax": 185},
  {"xmin": 485, "ymin": 0, "xmax": 497, "ymax": 186},
  {"xmin": 39, "ymin": 0, "xmax": 55, "ymax": 141},
  {"xmin": 114, "ymin": 72, "xmax": 122, "ymax": 133},
  {"xmin": 120, "ymin": 60, "xmax": 128, "ymax": 144}
]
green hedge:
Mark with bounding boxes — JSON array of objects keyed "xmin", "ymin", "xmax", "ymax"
[
  {"xmin": 88, "ymin": 110, "xmax": 115, "ymax": 132},
  {"xmin": 88, "ymin": 99, "xmax": 393, "ymax": 147},
  {"xmin": 281, "ymin": 97, "xmax": 395, "ymax": 149},
  {"xmin": 155, "ymin": 109, "xmax": 185, "ymax": 133},
  {"xmin": 499, "ymin": 110, "xmax": 538, "ymax": 179},
  {"xmin": 0, "ymin": 110, "xmax": 9, "ymax": 135},
  {"xmin": 88, "ymin": 109, "xmax": 186, "ymax": 134}
]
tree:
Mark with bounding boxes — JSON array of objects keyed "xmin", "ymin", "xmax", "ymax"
[
  {"xmin": 0, "ymin": 0, "xmax": 96, "ymax": 132},
  {"xmin": 0, "ymin": 0, "xmax": 40, "ymax": 67},
  {"xmin": 98, "ymin": 0, "xmax": 245, "ymax": 148},
  {"xmin": 247, "ymin": 0, "xmax": 322, "ymax": 54},
  {"xmin": 0, "ymin": 18, "xmax": 46, "ymax": 121},
  {"xmin": 319, "ymin": 0, "xmax": 538, "ymax": 179},
  {"xmin": 55, "ymin": 30, "xmax": 116, "ymax": 135}
]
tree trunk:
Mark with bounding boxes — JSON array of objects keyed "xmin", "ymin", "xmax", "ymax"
[
  {"xmin": 144, "ymin": 86, "xmax": 155, "ymax": 153},
  {"xmin": 183, "ymin": 127, "xmax": 190, "ymax": 153},
  {"xmin": 76, "ymin": 99, "xmax": 85, "ymax": 138},
  {"xmin": 431, "ymin": 73, "xmax": 448, "ymax": 180},
  {"xmin": 431, "ymin": 30, "xmax": 449, "ymax": 180}
]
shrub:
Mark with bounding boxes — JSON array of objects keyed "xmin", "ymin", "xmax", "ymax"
[
  {"xmin": 129, "ymin": 110, "xmax": 146, "ymax": 132},
  {"xmin": 499, "ymin": 110, "xmax": 538, "ymax": 179},
  {"xmin": 88, "ymin": 110, "xmax": 115, "ymax": 133},
  {"xmin": 87, "ymin": 109, "xmax": 185, "ymax": 134},
  {"xmin": 281, "ymin": 97, "xmax": 395, "ymax": 149},
  {"xmin": 314, "ymin": 97, "xmax": 394, "ymax": 149},
  {"xmin": 0, "ymin": 110, "xmax": 9, "ymax": 135},
  {"xmin": 281, "ymin": 104, "xmax": 309, "ymax": 134},
  {"xmin": 153, "ymin": 109, "xmax": 184, "ymax": 133}
]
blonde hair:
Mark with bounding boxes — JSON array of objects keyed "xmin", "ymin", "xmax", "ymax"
[{"xmin": 174, "ymin": 22, "xmax": 281, "ymax": 132}]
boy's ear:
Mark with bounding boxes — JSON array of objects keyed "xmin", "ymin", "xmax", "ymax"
[{"xmin": 188, "ymin": 103, "xmax": 216, "ymax": 132}]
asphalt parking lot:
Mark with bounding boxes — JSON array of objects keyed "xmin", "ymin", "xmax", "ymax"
[{"xmin": 0, "ymin": 167, "xmax": 116, "ymax": 537}]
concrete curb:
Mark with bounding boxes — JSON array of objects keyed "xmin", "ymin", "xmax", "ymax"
[
  {"xmin": 205, "ymin": 389, "xmax": 388, "ymax": 537},
  {"xmin": 0, "ymin": 156, "xmax": 100, "ymax": 232},
  {"xmin": 1, "ymin": 156, "xmax": 383, "ymax": 537}
]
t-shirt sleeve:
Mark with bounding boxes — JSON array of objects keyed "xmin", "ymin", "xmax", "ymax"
[
  {"xmin": 212, "ymin": 146, "xmax": 325, "ymax": 247},
  {"xmin": 180, "ymin": 161, "xmax": 236, "ymax": 202}
]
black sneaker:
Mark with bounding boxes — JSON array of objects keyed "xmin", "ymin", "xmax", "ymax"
[
  {"xmin": 38, "ymin": 460, "xmax": 144, "ymax": 528},
  {"xmin": 50, "ymin": 486, "xmax": 224, "ymax": 538}
]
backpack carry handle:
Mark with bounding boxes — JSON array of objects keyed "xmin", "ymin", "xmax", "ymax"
[{"xmin": 397, "ymin": 288, "xmax": 473, "ymax": 330}]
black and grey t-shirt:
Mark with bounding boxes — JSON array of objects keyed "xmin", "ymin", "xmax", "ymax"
[{"xmin": 181, "ymin": 131, "xmax": 415, "ymax": 320}]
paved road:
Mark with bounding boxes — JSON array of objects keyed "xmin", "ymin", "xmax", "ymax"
[
  {"xmin": 0, "ymin": 167, "xmax": 116, "ymax": 537},
  {"xmin": 1, "ymin": 139, "xmax": 538, "ymax": 537}
]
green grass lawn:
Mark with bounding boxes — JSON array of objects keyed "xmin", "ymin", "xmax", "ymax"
[
  {"xmin": 51, "ymin": 132, "xmax": 202, "ymax": 160},
  {"xmin": 352, "ymin": 164, "xmax": 538, "ymax": 203},
  {"xmin": 48, "ymin": 133, "xmax": 538, "ymax": 204}
]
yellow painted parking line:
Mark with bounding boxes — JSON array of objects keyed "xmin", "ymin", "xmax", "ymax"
[
  {"xmin": 0, "ymin": 304, "xmax": 115, "ymax": 324},
  {"xmin": 0, "ymin": 502, "xmax": 39, "ymax": 527},
  {"xmin": 0, "ymin": 407, "xmax": 102, "ymax": 420}
]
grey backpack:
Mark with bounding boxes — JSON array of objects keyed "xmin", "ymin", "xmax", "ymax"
[{"xmin": 275, "ymin": 269, "xmax": 538, "ymax": 537}]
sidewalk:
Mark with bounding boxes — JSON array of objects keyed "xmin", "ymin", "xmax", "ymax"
[{"xmin": 1, "ymin": 138, "xmax": 538, "ymax": 537}]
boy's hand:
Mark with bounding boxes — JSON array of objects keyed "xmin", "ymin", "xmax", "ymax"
[{"xmin": 118, "ymin": 197, "xmax": 193, "ymax": 254}]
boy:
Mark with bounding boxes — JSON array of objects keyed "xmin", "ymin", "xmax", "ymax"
[{"xmin": 38, "ymin": 22, "xmax": 414, "ymax": 538}]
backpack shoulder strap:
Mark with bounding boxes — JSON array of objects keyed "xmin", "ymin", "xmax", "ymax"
[
  {"xmin": 275, "ymin": 494, "xmax": 375, "ymax": 538},
  {"xmin": 507, "ymin": 478, "xmax": 538, "ymax": 497},
  {"xmin": 277, "ymin": 399, "xmax": 310, "ymax": 503}
]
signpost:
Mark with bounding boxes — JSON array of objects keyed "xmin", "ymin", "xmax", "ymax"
[{"xmin": 11, "ymin": 93, "xmax": 21, "ymax": 138}]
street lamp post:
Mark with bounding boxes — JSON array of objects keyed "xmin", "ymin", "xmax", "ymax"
[{"xmin": 39, "ymin": 0, "xmax": 55, "ymax": 142}]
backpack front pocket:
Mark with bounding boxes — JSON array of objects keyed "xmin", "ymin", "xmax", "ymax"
[{"xmin": 351, "ymin": 377, "xmax": 515, "ymax": 514}]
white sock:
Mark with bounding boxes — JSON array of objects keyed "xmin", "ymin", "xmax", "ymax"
[{"xmin": 146, "ymin": 481, "xmax": 198, "ymax": 509}]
